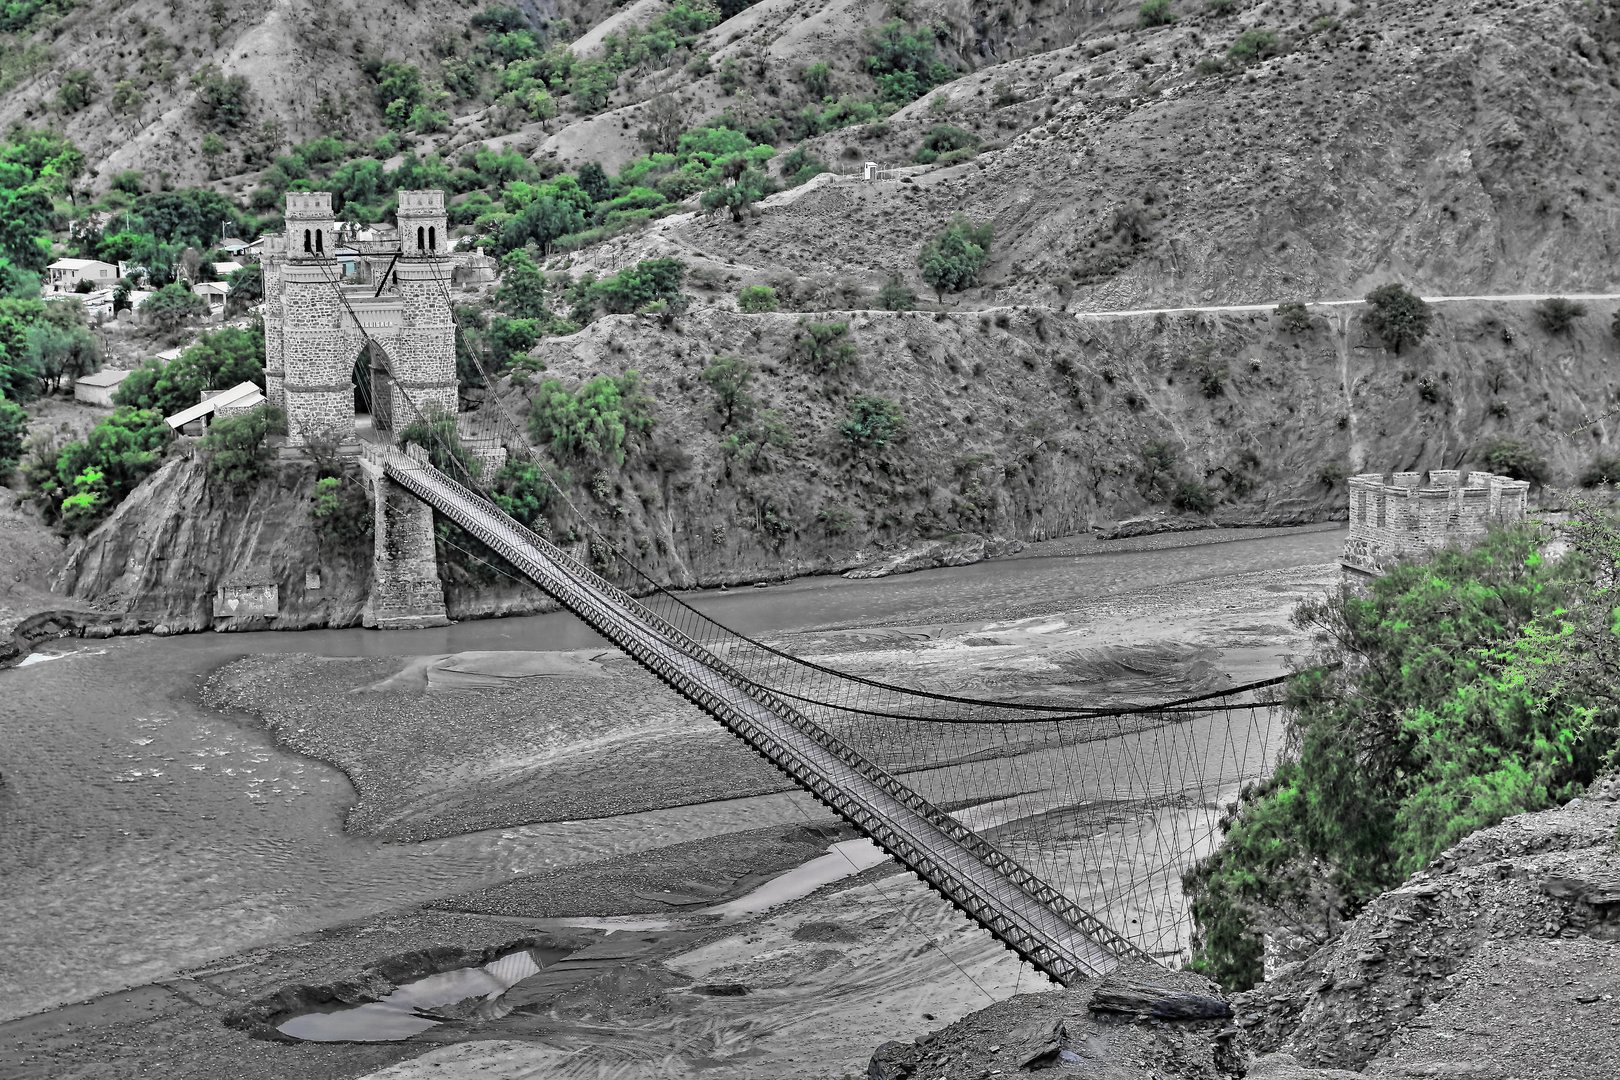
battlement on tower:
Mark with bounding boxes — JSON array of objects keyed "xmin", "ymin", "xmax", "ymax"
[
  {"xmin": 284, "ymin": 192, "xmax": 333, "ymax": 219},
  {"xmin": 1342, "ymin": 469, "xmax": 1531, "ymax": 576}
]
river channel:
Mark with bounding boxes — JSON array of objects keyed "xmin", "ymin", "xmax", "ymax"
[{"xmin": 0, "ymin": 524, "xmax": 1344, "ymax": 1023}]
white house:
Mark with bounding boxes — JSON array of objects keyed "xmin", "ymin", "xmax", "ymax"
[
  {"xmin": 210, "ymin": 261, "xmax": 245, "ymax": 278},
  {"xmin": 73, "ymin": 368, "xmax": 132, "ymax": 407},
  {"xmin": 192, "ymin": 280, "xmax": 230, "ymax": 319},
  {"xmin": 165, "ymin": 380, "xmax": 265, "ymax": 434},
  {"xmin": 45, "ymin": 258, "xmax": 118, "ymax": 294}
]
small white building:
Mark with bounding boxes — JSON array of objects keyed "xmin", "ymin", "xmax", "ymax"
[
  {"xmin": 73, "ymin": 368, "xmax": 132, "ymax": 407},
  {"xmin": 45, "ymin": 258, "xmax": 119, "ymax": 294},
  {"xmin": 192, "ymin": 280, "xmax": 231, "ymax": 320},
  {"xmin": 210, "ymin": 261, "xmax": 245, "ymax": 278},
  {"xmin": 218, "ymin": 237, "xmax": 251, "ymax": 257}
]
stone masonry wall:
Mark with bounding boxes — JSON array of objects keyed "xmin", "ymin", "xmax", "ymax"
[
  {"xmin": 1343, "ymin": 469, "xmax": 1530, "ymax": 574},
  {"xmin": 358, "ymin": 446, "xmax": 448, "ymax": 629}
]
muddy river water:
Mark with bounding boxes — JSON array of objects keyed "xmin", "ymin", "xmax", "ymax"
[{"xmin": 0, "ymin": 525, "xmax": 1345, "ymax": 1025}]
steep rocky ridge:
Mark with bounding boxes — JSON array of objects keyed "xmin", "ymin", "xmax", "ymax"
[{"xmin": 48, "ymin": 296, "xmax": 1620, "ymax": 625}]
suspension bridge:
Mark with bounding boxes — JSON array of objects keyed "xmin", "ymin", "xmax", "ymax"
[{"xmin": 297, "ymin": 223, "xmax": 1290, "ymax": 988}]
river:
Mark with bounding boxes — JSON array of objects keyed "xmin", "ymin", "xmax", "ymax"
[{"xmin": 0, "ymin": 524, "xmax": 1344, "ymax": 1023}]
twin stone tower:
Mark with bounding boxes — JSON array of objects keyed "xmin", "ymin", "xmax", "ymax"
[{"xmin": 261, "ymin": 190, "xmax": 458, "ymax": 629}]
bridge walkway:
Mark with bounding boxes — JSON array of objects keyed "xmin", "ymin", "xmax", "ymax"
[{"xmin": 377, "ymin": 447, "xmax": 1151, "ymax": 985}]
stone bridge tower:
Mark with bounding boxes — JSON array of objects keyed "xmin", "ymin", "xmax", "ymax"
[
  {"xmin": 389, "ymin": 190, "xmax": 457, "ymax": 428},
  {"xmin": 278, "ymin": 192, "xmax": 353, "ymax": 447}
]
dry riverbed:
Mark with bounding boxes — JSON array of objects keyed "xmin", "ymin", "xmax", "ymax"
[{"xmin": 0, "ymin": 538, "xmax": 1343, "ymax": 1078}]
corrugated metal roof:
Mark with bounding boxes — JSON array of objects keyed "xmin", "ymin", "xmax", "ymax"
[
  {"xmin": 75, "ymin": 368, "xmax": 133, "ymax": 387},
  {"xmin": 165, "ymin": 380, "xmax": 261, "ymax": 428}
]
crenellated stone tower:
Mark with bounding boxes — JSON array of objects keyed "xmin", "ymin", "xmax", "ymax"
[
  {"xmin": 277, "ymin": 192, "xmax": 352, "ymax": 446},
  {"xmin": 388, "ymin": 190, "xmax": 457, "ymax": 429}
]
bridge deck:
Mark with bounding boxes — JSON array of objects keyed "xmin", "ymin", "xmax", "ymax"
[{"xmin": 380, "ymin": 450, "xmax": 1149, "ymax": 984}]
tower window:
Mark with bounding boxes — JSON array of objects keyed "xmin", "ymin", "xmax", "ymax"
[
  {"xmin": 315, "ymin": 230, "xmax": 324, "ymax": 255},
  {"xmin": 303, "ymin": 229, "xmax": 312, "ymax": 253},
  {"xmin": 428, "ymin": 226, "xmax": 436, "ymax": 251},
  {"xmin": 417, "ymin": 226, "xmax": 425, "ymax": 251}
]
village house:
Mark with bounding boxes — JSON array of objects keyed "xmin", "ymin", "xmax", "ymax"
[
  {"xmin": 45, "ymin": 258, "xmax": 118, "ymax": 294},
  {"xmin": 73, "ymin": 368, "xmax": 132, "ymax": 407}
]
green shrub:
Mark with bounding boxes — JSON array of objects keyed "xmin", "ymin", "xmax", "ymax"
[
  {"xmin": 837, "ymin": 394, "xmax": 907, "ymax": 450},
  {"xmin": 1316, "ymin": 460, "xmax": 1349, "ymax": 487},
  {"xmin": 1189, "ymin": 344, "xmax": 1227, "ymax": 398},
  {"xmin": 801, "ymin": 61, "xmax": 831, "ymax": 98},
  {"xmin": 1205, "ymin": 0, "xmax": 1237, "ymax": 12},
  {"xmin": 201, "ymin": 405, "xmax": 284, "ymax": 490},
  {"xmin": 528, "ymin": 371, "xmax": 656, "ymax": 465},
  {"xmin": 778, "ymin": 145, "xmax": 828, "ymax": 187},
  {"xmin": 1185, "ymin": 523, "xmax": 1617, "ymax": 989},
  {"xmin": 796, "ymin": 319, "xmax": 857, "ymax": 374},
  {"xmin": 737, "ymin": 285, "xmax": 779, "ymax": 313},
  {"xmin": 1473, "ymin": 436, "xmax": 1549, "ymax": 485},
  {"xmin": 0, "ymin": 393, "xmax": 25, "ymax": 477},
  {"xmin": 591, "ymin": 257, "xmax": 686, "ymax": 315},
  {"xmin": 1274, "ymin": 301, "xmax": 1312, "ymax": 333},
  {"xmin": 1171, "ymin": 479, "xmax": 1214, "ymax": 513},
  {"xmin": 1227, "ymin": 28, "xmax": 1282, "ymax": 65},
  {"xmin": 912, "ymin": 124, "xmax": 978, "ymax": 164},
  {"xmin": 494, "ymin": 250, "xmax": 550, "ymax": 319},
  {"xmin": 720, "ymin": 409, "xmax": 792, "ymax": 472},
  {"xmin": 190, "ymin": 64, "xmax": 251, "ymax": 129},
  {"xmin": 1137, "ymin": 0, "xmax": 1177, "ymax": 28},
  {"xmin": 49, "ymin": 406, "xmax": 171, "ymax": 533},
  {"xmin": 491, "ymin": 460, "xmax": 561, "ymax": 530},
  {"xmin": 918, "ymin": 213, "xmax": 993, "ymax": 299},
  {"xmin": 700, "ymin": 165, "xmax": 772, "ymax": 222},
  {"xmin": 114, "ymin": 325, "xmax": 265, "ymax": 416},
  {"xmin": 310, "ymin": 475, "xmax": 373, "ymax": 545},
  {"xmin": 699, "ymin": 354, "xmax": 756, "ymax": 428},
  {"xmin": 1362, "ymin": 283, "xmax": 1431, "ymax": 354},
  {"xmin": 1136, "ymin": 442, "xmax": 1177, "ymax": 502},
  {"xmin": 876, "ymin": 274, "xmax": 917, "ymax": 311},
  {"xmin": 141, "ymin": 282, "xmax": 210, "ymax": 333},
  {"xmin": 863, "ymin": 20, "xmax": 954, "ymax": 103},
  {"xmin": 1579, "ymin": 454, "xmax": 1620, "ymax": 488},
  {"xmin": 398, "ymin": 407, "xmax": 482, "ymax": 480},
  {"xmin": 817, "ymin": 503, "xmax": 855, "ymax": 535},
  {"xmin": 1534, "ymin": 297, "xmax": 1586, "ymax": 334}
]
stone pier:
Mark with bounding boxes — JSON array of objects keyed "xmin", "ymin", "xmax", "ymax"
[
  {"xmin": 1342, "ymin": 468, "xmax": 1531, "ymax": 576},
  {"xmin": 358, "ymin": 444, "xmax": 448, "ymax": 629}
]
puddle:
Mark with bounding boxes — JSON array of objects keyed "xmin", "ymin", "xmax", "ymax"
[
  {"xmin": 277, "ymin": 949, "xmax": 553, "ymax": 1042},
  {"xmin": 16, "ymin": 652, "xmax": 66, "ymax": 667}
]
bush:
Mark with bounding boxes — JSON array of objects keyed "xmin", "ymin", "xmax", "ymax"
[
  {"xmin": 1362, "ymin": 283, "xmax": 1431, "ymax": 354},
  {"xmin": 1171, "ymin": 479, "xmax": 1214, "ymax": 514},
  {"xmin": 201, "ymin": 405, "xmax": 284, "ymax": 490},
  {"xmin": 591, "ymin": 257, "xmax": 686, "ymax": 316},
  {"xmin": 190, "ymin": 64, "xmax": 251, "ymax": 129},
  {"xmin": 50, "ymin": 407, "xmax": 171, "ymax": 533},
  {"xmin": 1136, "ymin": 442, "xmax": 1177, "ymax": 502},
  {"xmin": 719, "ymin": 410, "xmax": 792, "ymax": 473},
  {"xmin": 699, "ymin": 354, "xmax": 756, "ymax": 428},
  {"xmin": 491, "ymin": 460, "xmax": 560, "ymax": 530},
  {"xmin": 141, "ymin": 283, "xmax": 209, "ymax": 333},
  {"xmin": 700, "ymin": 165, "xmax": 772, "ymax": 222},
  {"xmin": 310, "ymin": 475, "xmax": 373, "ymax": 545},
  {"xmin": 1274, "ymin": 301, "xmax": 1312, "ymax": 333},
  {"xmin": 863, "ymin": 21, "xmax": 954, "ymax": 103},
  {"xmin": 1534, "ymin": 297, "xmax": 1586, "ymax": 334},
  {"xmin": 494, "ymin": 250, "xmax": 550, "ymax": 319},
  {"xmin": 528, "ymin": 371, "xmax": 656, "ymax": 465},
  {"xmin": 737, "ymin": 285, "xmax": 778, "ymax": 313},
  {"xmin": 918, "ymin": 213, "xmax": 993, "ymax": 299},
  {"xmin": 801, "ymin": 61, "xmax": 832, "ymax": 98},
  {"xmin": 837, "ymin": 394, "xmax": 907, "ymax": 450},
  {"xmin": 796, "ymin": 319, "xmax": 857, "ymax": 374},
  {"xmin": 1227, "ymin": 28, "xmax": 1282, "ymax": 66},
  {"xmin": 876, "ymin": 274, "xmax": 917, "ymax": 311},
  {"xmin": 817, "ymin": 504, "xmax": 854, "ymax": 535},
  {"xmin": 115, "ymin": 325, "xmax": 265, "ymax": 416},
  {"xmin": 0, "ymin": 393, "xmax": 25, "ymax": 478},
  {"xmin": 1184, "ymin": 525, "xmax": 1615, "ymax": 989},
  {"xmin": 778, "ymin": 145, "xmax": 828, "ymax": 187},
  {"xmin": 1316, "ymin": 460, "xmax": 1349, "ymax": 487},
  {"xmin": 398, "ymin": 407, "xmax": 482, "ymax": 480},
  {"xmin": 1138, "ymin": 0, "xmax": 1177, "ymax": 27},
  {"xmin": 1579, "ymin": 454, "xmax": 1620, "ymax": 488},
  {"xmin": 912, "ymin": 124, "xmax": 978, "ymax": 164},
  {"xmin": 1473, "ymin": 436, "xmax": 1549, "ymax": 485}
]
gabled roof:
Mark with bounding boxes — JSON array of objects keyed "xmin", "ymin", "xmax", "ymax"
[
  {"xmin": 47, "ymin": 258, "xmax": 113, "ymax": 271},
  {"xmin": 219, "ymin": 237, "xmax": 249, "ymax": 249},
  {"xmin": 192, "ymin": 281, "xmax": 230, "ymax": 296},
  {"xmin": 165, "ymin": 380, "xmax": 261, "ymax": 429}
]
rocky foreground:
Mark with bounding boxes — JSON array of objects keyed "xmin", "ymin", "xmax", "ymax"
[{"xmin": 865, "ymin": 774, "xmax": 1620, "ymax": 1079}]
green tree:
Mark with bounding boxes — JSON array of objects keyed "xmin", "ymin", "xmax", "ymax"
[
  {"xmin": 114, "ymin": 325, "xmax": 265, "ymax": 416},
  {"xmin": 201, "ymin": 405, "xmax": 284, "ymax": 490},
  {"xmin": 527, "ymin": 371, "xmax": 656, "ymax": 465},
  {"xmin": 570, "ymin": 60, "xmax": 618, "ymax": 112},
  {"xmin": 1473, "ymin": 436, "xmax": 1549, "ymax": 485},
  {"xmin": 576, "ymin": 161, "xmax": 612, "ymax": 202},
  {"xmin": 1534, "ymin": 297, "xmax": 1586, "ymax": 334},
  {"xmin": 1137, "ymin": 0, "xmax": 1176, "ymax": 26},
  {"xmin": 490, "ymin": 460, "xmax": 559, "ymax": 530},
  {"xmin": 918, "ymin": 214, "xmax": 993, "ymax": 299},
  {"xmin": 141, "ymin": 283, "xmax": 209, "ymax": 333},
  {"xmin": 494, "ymin": 250, "xmax": 551, "ymax": 318},
  {"xmin": 200, "ymin": 133, "xmax": 227, "ymax": 177},
  {"xmin": 801, "ymin": 61, "xmax": 831, "ymax": 98},
  {"xmin": 226, "ymin": 265, "xmax": 262, "ymax": 315},
  {"xmin": 876, "ymin": 273, "xmax": 917, "ymax": 311},
  {"xmin": 487, "ymin": 316, "xmax": 543, "ymax": 368},
  {"xmin": 837, "ymin": 394, "xmax": 907, "ymax": 450},
  {"xmin": 720, "ymin": 409, "xmax": 792, "ymax": 473},
  {"xmin": 1362, "ymin": 283, "xmax": 1431, "ymax": 354},
  {"xmin": 0, "ymin": 297, "xmax": 47, "ymax": 400},
  {"xmin": 737, "ymin": 285, "xmax": 778, "ymax": 313},
  {"xmin": 1274, "ymin": 301, "xmax": 1312, "ymax": 333},
  {"xmin": 110, "ymin": 80, "xmax": 144, "ymax": 118},
  {"xmin": 57, "ymin": 68, "xmax": 97, "ymax": 112},
  {"xmin": 398, "ymin": 406, "xmax": 482, "ymax": 480},
  {"xmin": 1184, "ymin": 526, "xmax": 1616, "ymax": 990},
  {"xmin": 0, "ymin": 392, "xmax": 26, "ymax": 476},
  {"xmin": 700, "ymin": 354, "xmax": 756, "ymax": 428},
  {"xmin": 25, "ymin": 301, "xmax": 99, "ymax": 394},
  {"xmin": 796, "ymin": 319, "xmax": 857, "ymax": 374},
  {"xmin": 1227, "ymin": 28, "xmax": 1282, "ymax": 66},
  {"xmin": 190, "ymin": 64, "xmax": 252, "ymax": 129},
  {"xmin": 591, "ymin": 257, "xmax": 686, "ymax": 315},
  {"xmin": 374, "ymin": 61, "xmax": 425, "ymax": 129},
  {"xmin": 310, "ymin": 475, "xmax": 373, "ymax": 546},
  {"xmin": 51, "ymin": 406, "xmax": 171, "ymax": 532},
  {"xmin": 699, "ymin": 164, "xmax": 771, "ymax": 222},
  {"xmin": 496, "ymin": 175, "xmax": 593, "ymax": 255},
  {"xmin": 863, "ymin": 21, "xmax": 953, "ymax": 103}
]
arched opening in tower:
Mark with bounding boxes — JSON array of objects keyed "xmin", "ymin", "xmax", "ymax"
[
  {"xmin": 417, "ymin": 226, "xmax": 425, "ymax": 251},
  {"xmin": 428, "ymin": 226, "xmax": 436, "ymax": 251},
  {"xmin": 352, "ymin": 350, "xmax": 372, "ymax": 416},
  {"xmin": 303, "ymin": 229, "xmax": 312, "ymax": 253}
]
